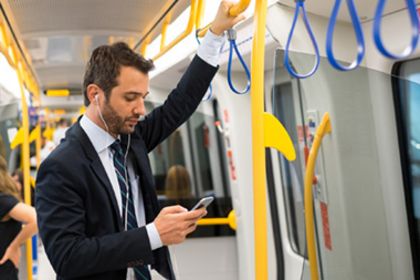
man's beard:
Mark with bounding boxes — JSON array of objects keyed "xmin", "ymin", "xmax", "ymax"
[{"xmin": 102, "ymin": 102, "xmax": 139, "ymax": 135}]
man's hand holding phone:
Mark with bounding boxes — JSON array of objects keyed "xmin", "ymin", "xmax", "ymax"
[{"xmin": 154, "ymin": 204, "xmax": 207, "ymax": 246}]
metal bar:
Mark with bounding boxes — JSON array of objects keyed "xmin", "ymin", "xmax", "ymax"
[
  {"xmin": 197, "ymin": 0, "xmax": 251, "ymax": 37},
  {"xmin": 251, "ymin": 0, "xmax": 268, "ymax": 279},
  {"xmin": 152, "ymin": 0, "xmax": 198, "ymax": 61},
  {"xmin": 304, "ymin": 112, "xmax": 332, "ymax": 280},
  {"xmin": 16, "ymin": 61, "xmax": 33, "ymax": 280}
]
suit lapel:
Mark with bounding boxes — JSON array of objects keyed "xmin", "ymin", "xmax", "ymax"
[{"xmin": 73, "ymin": 122, "xmax": 123, "ymax": 230}]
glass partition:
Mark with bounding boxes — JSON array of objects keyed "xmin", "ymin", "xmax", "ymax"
[{"xmin": 146, "ymin": 100, "xmax": 234, "ymax": 237}]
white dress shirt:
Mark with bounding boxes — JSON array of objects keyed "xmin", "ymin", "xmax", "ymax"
[{"xmin": 80, "ymin": 29, "xmax": 225, "ymax": 279}]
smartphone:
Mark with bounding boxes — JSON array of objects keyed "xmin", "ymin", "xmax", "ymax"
[{"xmin": 190, "ymin": 196, "xmax": 214, "ymax": 211}]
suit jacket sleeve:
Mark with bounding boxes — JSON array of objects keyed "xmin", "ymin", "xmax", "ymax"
[
  {"xmin": 36, "ymin": 156, "xmax": 153, "ymax": 278},
  {"xmin": 138, "ymin": 55, "xmax": 218, "ymax": 152}
]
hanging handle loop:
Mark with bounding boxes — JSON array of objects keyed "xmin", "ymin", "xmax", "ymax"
[
  {"xmin": 227, "ymin": 29, "xmax": 251, "ymax": 94},
  {"xmin": 326, "ymin": 0, "xmax": 365, "ymax": 71},
  {"xmin": 373, "ymin": 0, "xmax": 419, "ymax": 59},
  {"xmin": 284, "ymin": 0, "xmax": 320, "ymax": 79}
]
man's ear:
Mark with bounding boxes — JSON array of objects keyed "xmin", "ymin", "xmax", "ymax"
[{"xmin": 86, "ymin": 84, "xmax": 100, "ymax": 105}]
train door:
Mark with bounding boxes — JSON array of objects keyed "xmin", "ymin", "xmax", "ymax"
[
  {"xmin": 392, "ymin": 58, "xmax": 420, "ymax": 279},
  {"xmin": 266, "ymin": 50, "xmax": 414, "ymax": 280}
]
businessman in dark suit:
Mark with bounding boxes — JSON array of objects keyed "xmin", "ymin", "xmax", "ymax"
[{"xmin": 35, "ymin": 2, "xmax": 244, "ymax": 280}]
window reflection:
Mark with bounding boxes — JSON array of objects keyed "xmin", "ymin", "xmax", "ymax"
[
  {"xmin": 394, "ymin": 59, "xmax": 420, "ymax": 266},
  {"xmin": 145, "ymin": 100, "xmax": 234, "ymax": 237}
]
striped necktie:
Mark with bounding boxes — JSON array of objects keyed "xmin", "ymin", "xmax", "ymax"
[{"xmin": 110, "ymin": 140, "xmax": 151, "ymax": 280}]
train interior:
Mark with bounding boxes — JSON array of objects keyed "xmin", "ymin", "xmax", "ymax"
[{"xmin": 0, "ymin": 0, "xmax": 420, "ymax": 279}]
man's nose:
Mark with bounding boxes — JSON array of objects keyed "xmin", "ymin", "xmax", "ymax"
[{"xmin": 133, "ymin": 99, "xmax": 146, "ymax": 116}]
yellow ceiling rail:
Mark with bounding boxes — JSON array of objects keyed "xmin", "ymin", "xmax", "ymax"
[
  {"xmin": 152, "ymin": 0, "xmax": 198, "ymax": 61},
  {"xmin": 197, "ymin": 210, "xmax": 237, "ymax": 230},
  {"xmin": 0, "ymin": 21, "xmax": 9, "ymax": 47},
  {"xmin": 304, "ymin": 112, "xmax": 332, "ymax": 280},
  {"xmin": 197, "ymin": 0, "xmax": 251, "ymax": 37}
]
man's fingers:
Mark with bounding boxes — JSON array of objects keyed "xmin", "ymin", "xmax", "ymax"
[
  {"xmin": 179, "ymin": 209, "xmax": 207, "ymax": 221},
  {"xmin": 233, "ymin": 14, "xmax": 246, "ymax": 25},
  {"xmin": 161, "ymin": 205, "xmax": 188, "ymax": 214}
]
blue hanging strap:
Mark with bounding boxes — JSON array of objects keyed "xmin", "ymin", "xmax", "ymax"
[
  {"xmin": 196, "ymin": 29, "xmax": 214, "ymax": 101},
  {"xmin": 326, "ymin": 0, "xmax": 365, "ymax": 71},
  {"xmin": 373, "ymin": 0, "xmax": 419, "ymax": 59},
  {"xmin": 227, "ymin": 29, "xmax": 251, "ymax": 94},
  {"xmin": 284, "ymin": 0, "xmax": 320, "ymax": 79}
]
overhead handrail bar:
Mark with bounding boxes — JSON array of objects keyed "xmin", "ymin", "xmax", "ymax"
[
  {"xmin": 326, "ymin": 0, "xmax": 365, "ymax": 71},
  {"xmin": 197, "ymin": 210, "xmax": 237, "ymax": 230},
  {"xmin": 151, "ymin": 0, "xmax": 198, "ymax": 61},
  {"xmin": 284, "ymin": 0, "xmax": 320, "ymax": 79},
  {"xmin": 227, "ymin": 29, "xmax": 251, "ymax": 94},
  {"xmin": 304, "ymin": 112, "xmax": 332, "ymax": 280},
  {"xmin": 373, "ymin": 0, "xmax": 419, "ymax": 59},
  {"xmin": 196, "ymin": 0, "xmax": 251, "ymax": 38}
]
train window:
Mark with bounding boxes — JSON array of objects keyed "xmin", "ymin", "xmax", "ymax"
[
  {"xmin": 147, "ymin": 100, "xmax": 234, "ymax": 237},
  {"xmin": 0, "ymin": 53, "xmax": 20, "ymax": 97},
  {"xmin": 272, "ymin": 80, "xmax": 307, "ymax": 257},
  {"xmin": 392, "ymin": 59, "xmax": 420, "ymax": 273},
  {"xmin": 0, "ymin": 52, "xmax": 21, "ymax": 166}
]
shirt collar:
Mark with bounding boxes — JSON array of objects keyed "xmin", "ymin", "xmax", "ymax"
[{"xmin": 80, "ymin": 114, "xmax": 116, "ymax": 153}]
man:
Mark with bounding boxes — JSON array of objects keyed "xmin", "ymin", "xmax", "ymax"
[
  {"xmin": 35, "ymin": 1, "xmax": 244, "ymax": 280},
  {"xmin": 53, "ymin": 119, "xmax": 69, "ymax": 146}
]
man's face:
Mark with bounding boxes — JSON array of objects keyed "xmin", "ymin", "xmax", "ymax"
[{"xmin": 101, "ymin": 66, "xmax": 149, "ymax": 135}]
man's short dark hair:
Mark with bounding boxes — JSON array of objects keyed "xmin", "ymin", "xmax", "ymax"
[{"xmin": 82, "ymin": 42, "xmax": 155, "ymax": 106}]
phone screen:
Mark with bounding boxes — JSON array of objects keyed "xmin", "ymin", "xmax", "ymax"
[{"xmin": 190, "ymin": 197, "xmax": 214, "ymax": 211}]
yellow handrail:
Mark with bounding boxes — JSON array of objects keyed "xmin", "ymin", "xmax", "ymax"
[
  {"xmin": 251, "ymin": 0, "xmax": 268, "ymax": 279},
  {"xmin": 152, "ymin": 0, "xmax": 198, "ymax": 61},
  {"xmin": 195, "ymin": 0, "xmax": 205, "ymax": 30},
  {"xmin": 160, "ymin": 12, "xmax": 172, "ymax": 51},
  {"xmin": 304, "ymin": 112, "xmax": 332, "ymax": 280},
  {"xmin": 196, "ymin": 0, "xmax": 251, "ymax": 37},
  {"xmin": 197, "ymin": 210, "xmax": 237, "ymax": 230}
]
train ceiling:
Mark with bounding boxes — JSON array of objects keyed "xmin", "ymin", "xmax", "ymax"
[{"xmin": 3, "ymin": 0, "xmax": 189, "ymax": 92}]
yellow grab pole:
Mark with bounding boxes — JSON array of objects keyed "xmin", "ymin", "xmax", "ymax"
[
  {"xmin": 197, "ymin": 0, "xmax": 251, "ymax": 37},
  {"xmin": 197, "ymin": 210, "xmax": 237, "ymax": 230},
  {"xmin": 304, "ymin": 112, "xmax": 332, "ymax": 280},
  {"xmin": 34, "ymin": 124, "xmax": 41, "ymax": 168},
  {"xmin": 17, "ymin": 61, "xmax": 33, "ymax": 280},
  {"xmin": 251, "ymin": 0, "xmax": 268, "ymax": 279},
  {"xmin": 195, "ymin": 0, "xmax": 205, "ymax": 32}
]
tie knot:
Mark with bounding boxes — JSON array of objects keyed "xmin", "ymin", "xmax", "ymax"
[{"xmin": 110, "ymin": 140, "xmax": 124, "ymax": 156}]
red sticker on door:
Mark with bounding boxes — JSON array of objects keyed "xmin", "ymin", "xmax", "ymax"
[{"xmin": 320, "ymin": 202, "xmax": 332, "ymax": 251}]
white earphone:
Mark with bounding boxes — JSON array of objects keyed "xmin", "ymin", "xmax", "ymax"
[{"xmin": 95, "ymin": 93, "xmax": 133, "ymax": 230}]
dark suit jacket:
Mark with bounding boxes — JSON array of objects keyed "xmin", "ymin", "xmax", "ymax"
[{"xmin": 35, "ymin": 56, "xmax": 218, "ymax": 280}]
